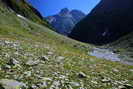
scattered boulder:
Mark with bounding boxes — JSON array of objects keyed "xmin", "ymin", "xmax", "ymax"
[
  {"xmin": 50, "ymin": 80, "xmax": 60, "ymax": 88},
  {"xmin": 57, "ymin": 56, "xmax": 65, "ymax": 60},
  {"xmin": 123, "ymin": 84, "xmax": 133, "ymax": 89},
  {"xmin": 47, "ymin": 52, "xmax": 54, "ymax": 55},
  {"xmin": 2, "ymin": 65, "xmax": 11, "ymax": 70},
  {"xmin": 91, "ymin": 80, "xmax": 98, "ymax": 84},
  {"xmin": 39, "ymin": 56, "xmax": 49, "ymax": 61},
  {"xmin": 36, "ymin": 82, "xmax": 47, "ymax": 88},
  {"xmin": 70, "ymin": 82, "xmax": 80, "ymax": 87},
  {"xmin": 129, "ymin": 69, "xmax": 133, "ymax": 72},
  {"xmin": 101, "ymin": 78, "xmax": 111, "ymax": 83},
  {"xmin": 31, "ymin": 84, "xmax": 38, "ymax": 89},
  {"xmin": 42, "ymin": 77, "xmax": 52, "ymax": 81},
  {"xmin": 112, "ymin": 68, "xmax": 119, "ymax": 72},
  {"xmin": 118, "ymin": 85, "xmax": 126, "ymax": 89},
  {"xmin": 0, "ymin": 79, "xmax": 26, "ymax": 89},
  {"xmin": 56, "ymin": 56, "xmax": 65, "ymax": 63},
  {"xmin": 118, "ymin": 84, "xmax": 133, "ymax": 89},
  {"xmin": 78, "ymin": 72, "xmax": 87, "ymax": 78},
  {"xmin": 26, "ymin": 59, "xmax": 40, "ymax": 66},
  {"xmin": 24, "ymin": 71, "xmax": 32, "ymax": 77},
  {"xmin": 8, "ymin": 58, "xmax": 19, "ymax": 66}
]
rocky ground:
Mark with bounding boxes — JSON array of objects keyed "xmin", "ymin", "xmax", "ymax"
[
  {"xmin": 0, "ymin": 39, "xmax": 133, "ymax": 89},
  {"xmin": 0, "ymin": 0, "xmax": 133, "ymax": 88}
]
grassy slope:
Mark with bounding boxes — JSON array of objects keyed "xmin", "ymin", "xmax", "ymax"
[
  {"xmin": 2, "ymin": 0, "xmax": 53, "ymax": 29},
  {"xmin": 103, "ymin": 32, "xmax": 133, "ymax": 64},
  {"xmin": 0, "ymin": 0, "xmax": 133, "ymax": 89}
]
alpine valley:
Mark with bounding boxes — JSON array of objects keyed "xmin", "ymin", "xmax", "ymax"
[{"xmin": 0, "ymin": 0, "xmax": 133, "ymax": 89}]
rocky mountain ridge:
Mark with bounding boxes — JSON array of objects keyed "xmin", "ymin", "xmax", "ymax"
[{"xmin": 46, "ymin": 8, "xmax": 86, "ymax": 35}]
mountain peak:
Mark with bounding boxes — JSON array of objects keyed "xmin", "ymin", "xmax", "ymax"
[
  {"xmin": 59, "ymin": 8, "xmax": 70, "ymax": 16},
  {"xmin": 46, "ymin": 8, "xmax": 86, "ymax": 35}
]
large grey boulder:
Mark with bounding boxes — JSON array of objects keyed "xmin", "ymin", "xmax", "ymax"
[{"xmin": 0, "ymin": 79, "xmax": 26, "ymax": 89}]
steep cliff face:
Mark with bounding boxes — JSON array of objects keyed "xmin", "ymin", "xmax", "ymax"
[
  {"xmin": 69, "ymin": 0, "xmax": 133, "ymax": 45},
  {"xmin": 46, "ymin": 8, "xmax": 86, "ymax": 35}
]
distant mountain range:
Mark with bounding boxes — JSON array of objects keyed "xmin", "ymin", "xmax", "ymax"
[{"xmin": 46, "ymin": 8, "xmax": 86, "ymax": 35}]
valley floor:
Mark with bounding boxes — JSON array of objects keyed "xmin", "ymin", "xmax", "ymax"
[
  {"xmin": 0, "ymin": 2, "xmax": 133, "ymax": 88},
  {"xmin": 90, "ymin": 48, "xmax": 133, "ymax": 65},
  {"xmin": 0, "ymin": 37, "xmax": 133, "ymax": 89}
]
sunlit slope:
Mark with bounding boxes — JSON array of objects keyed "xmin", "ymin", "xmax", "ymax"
[
  {"xmin": 1, "ymin": 0, "xmax": 52, "ymax": 28},
  {"xmin": 0, "ymin": 0, "xmax": 133, "ymax": 89}
]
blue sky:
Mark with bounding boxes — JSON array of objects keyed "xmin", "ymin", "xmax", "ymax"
[{"xmin": 28, "ymin": 0, "xmax": 101, "ymax": 17}]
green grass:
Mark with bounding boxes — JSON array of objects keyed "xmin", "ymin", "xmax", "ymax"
[
  {"xmin": 102, "ymin": 31, "xmax": 133, "ymax": 63},
  {"xmin": 0, "ymin": 0, "xmax": 133, "ymax": 89}
]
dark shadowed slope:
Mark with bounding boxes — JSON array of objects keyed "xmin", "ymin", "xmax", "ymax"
[{"xmin": 69, "ymin": 0, "xmax": 133, "ymax": 45}]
